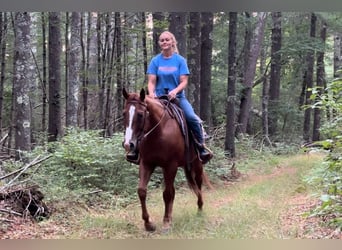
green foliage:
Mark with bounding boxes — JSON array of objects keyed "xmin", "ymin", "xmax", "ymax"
[
  {"xmin": 305, "ymin": 155, "xmax": 342, "ymax": 229},
  {"xmin": 205, "ymin": 133, "xmax": 299, "ymax": 183},
  {"xmin": 14, "ymin": 129, "xmax": 191, "ymax": 208},
  {"xmin": 28, "ymin": 129, "xmax": 139, "ymax": 206},
  {"xmin": 305, "ymin": 77, "xmax": 342, "ymax": 229}
]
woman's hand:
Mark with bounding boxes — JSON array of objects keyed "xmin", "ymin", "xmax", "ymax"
[
  {"xmin": 149, "ymin": 92, "xmax": 157, "ymax": 98},
  {"xmin": 168, "ymin": 89, "xmax": 178, "ymax": 100}
]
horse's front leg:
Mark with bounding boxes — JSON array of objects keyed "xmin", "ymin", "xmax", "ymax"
[
  {"xmin": 138, "ymin": 164, "xmax": 155, "ymax": 232},
  {"xmin": 162, "ymin": 165, "xmax": 178, "ymax": 232}
]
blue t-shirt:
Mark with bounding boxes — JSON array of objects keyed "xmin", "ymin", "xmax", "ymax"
[{"xmin": 147, "ymin": 53, "xmax": 190, "ymax": 97}]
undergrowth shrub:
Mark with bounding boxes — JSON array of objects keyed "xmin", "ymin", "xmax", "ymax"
[
  {"xmin": 28, "ymin": 129, "xmax": 139, "ymax": 206},
  {"xmin": 2, "ymin": 125, "xmax": 302, "ymax": 211},
  {"xmin": 304, "ymin": 77, "xmax": 342, "ymax": 229},
  {"xmin": 305, "ymin": 150, "xmax": 342, "ymax": 229},
  {"xmin": 204, "ymin": 134, "xmax": 293, "ymax": 182}
]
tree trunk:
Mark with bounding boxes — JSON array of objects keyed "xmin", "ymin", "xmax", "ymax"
[
  {"xmin": 0, "ymin": 12, "xmax": 2, "ymax": 139},
  {"xmin": 187, "ymin": 12, "xmax": 201, "ymax": 113},
  {"xmin": 141, "ymin": 13, "xmax": 148, "ymax": 81},
  {"xmin": 200, "ymin": 12, "xmax": 214, "ymax": 126},
  {"xmin": 48, "ymin": 12, "xmax": 62, "ymax": 142},
  {"xmin": 114, "ymin": 12, "xmax": 123, "ymax": 132},
  {"xmin": 7, "ymin": 13, "xmax": 17, "ymax": 153},
  {"xmin": 168, "ymin": 12, "xmax": 187, "ymax": 56},
  {"xmin": 260, "ymin": 36, "xmax": 270, "ymax": 144},
  {"xmin": 268, "ymin": 12, "xmax": 282, "ymax": 137},
  {"xmin": 302, "ymin": 13, "xmax": 316, "ymax": 143},
  {"xmin": 329, "ymin": 31, "xmax": 341, "ymax": 121},
  {"xmin": 236, "ymin": 12, "xmax": 267, "ymax": 135},
  {"xmin": 41, "ymin": 13, "xmax": 47, "ymax": 135},
  {"xmin": 123, "ymin": 13, "xmax": 128, "ymax": 92},
  {"xmin": 86, "ymin": 12, "xmax": 98, "ymax": 130},
  {"xmin": 152, "ymin": 12, "xmax": 165, "ymax": 55},
  {"xmin": 236, "ymin": 12, "xmax": 251, "ymax": 92},
  {"xmin": 103, "ymin": 13, "xmax": 114, "ymax": 137},
  {"xmin": 79, "ymin": 13, "xmax": 85, "ymax": 128},
  {"xmin": 97, "ymin": 13, "xmax": 106, "ymax": 131},
  {"xmin": 14, "ymin": 12, "xmax": 34, "ymax": 158},
  {"xmin": 333, "ymin": 32, "xmax": 341, "ymax": 78},
  {"xmin": 0, "ymin": 13, "xmax": 7, "ymax": 138},
  {"xmin": 81, "ymin": 13, "xmax": 89, "ymax": 129},
  {"xmin": 224, "ymin": 12, "xmax": 237, "ymax": 158},
  {"xmin": 64, "ymin": 13, "xmax": 69, "ymax": 126},
  {"xmin": 312, "ymin": 21, "xmax": 327, "ymax": 142},
  {"xmin": 66, "ymin": 12, "xmax": 81, "ymax": 127}
]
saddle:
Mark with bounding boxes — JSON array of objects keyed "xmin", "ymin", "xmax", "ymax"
[
  {"xmin": 158, "ymin": 96, "xmax": 209, "ymax": 168},
  {"xmin": 158, "ymin": 96, "xmax": 190, "ymax": 147}
]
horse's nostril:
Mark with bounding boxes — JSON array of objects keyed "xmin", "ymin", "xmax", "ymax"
[
  {"xmin": 130, "ymin": 142, "xmax": 135, "ymax": 150},
  {"xmin": 123, "ymin": 141, "xmax": 131, "ymax": 152}
]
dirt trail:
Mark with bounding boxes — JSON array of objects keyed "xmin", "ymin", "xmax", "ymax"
[
  {"xmin": 248, "ymin": 166, "xmax": 341, "ymax": 239},
  {"xmin": 206, "ymin": 164, "xmax": 341, "ymax": 239}
]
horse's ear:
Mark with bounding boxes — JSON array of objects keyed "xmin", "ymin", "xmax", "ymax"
[
  {"xmin": 123, "ymin": 88, "xmax": 129, "ymax": 100},
  {"xmin": 140, "ymin": 88, "xmax": 145, "ymax": 101}
]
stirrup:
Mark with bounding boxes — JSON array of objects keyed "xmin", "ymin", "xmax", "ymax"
[{"xmin": 198, "ymin": 145, "xmax": 213, "ymax": 164}]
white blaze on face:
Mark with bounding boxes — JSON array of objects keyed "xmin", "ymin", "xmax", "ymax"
[{"xmin": 124, "ymin": 105, "xmax": 136, "ymax": 146}]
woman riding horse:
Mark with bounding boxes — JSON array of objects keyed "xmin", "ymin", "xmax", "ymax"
[
  {"xmin": 126, "ymin": 30, "xmax": 213, "ymax": 164},
  {"xmin": 122, "ymin": 88, "xmax": 211, "ymax": 232}
]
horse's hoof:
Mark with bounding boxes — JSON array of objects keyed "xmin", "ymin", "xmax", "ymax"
[
  {"xmin": 197, "ymin": 209, "xmax": 204, "ymax": 218},
  {"xmin": 145, "ymin": 222, "xmax": 156, "ymax": 232},
  {"xmin": 161, "ymin": 226, "xmax": 171, "ymax": 234},
  {"xmin": 162, "ymin": 222, "xmax": 172, "ymax": 234}
]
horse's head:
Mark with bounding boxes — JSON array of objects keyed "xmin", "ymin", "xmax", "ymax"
[{"xmin": 122, "ymin": 88, "xmax": 148, "ymax": 157}]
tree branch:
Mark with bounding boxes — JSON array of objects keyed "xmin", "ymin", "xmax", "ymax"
[
  {"xmin": 0, "ymin": 208, "xmax": 22, "ymax": 216},
  {"xmin": 0, "ymin": 154, "xmax": 52, "ymax": 182}
]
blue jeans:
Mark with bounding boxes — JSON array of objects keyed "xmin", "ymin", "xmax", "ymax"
[{"xmin": 178, "ymin": 96, "xmax": 204, "ymax": 145}]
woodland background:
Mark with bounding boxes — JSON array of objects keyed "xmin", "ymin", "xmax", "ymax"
[
  {"xmin": 0, "ymin": 12, "xmax": 341, "ymax": 232},
  {"xmin": 0, "ymin": 12, "xmax": 341, "ymax": 155}
]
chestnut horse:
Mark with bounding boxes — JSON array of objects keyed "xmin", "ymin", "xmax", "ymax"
[{"xmin": 122, "ymin": 88, "xmax": 210, "ymax": 232}]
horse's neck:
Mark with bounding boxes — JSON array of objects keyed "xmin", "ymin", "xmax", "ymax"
[{"xmin": 146, "ymin": 97, "xmax": 166, "ymax": 123}]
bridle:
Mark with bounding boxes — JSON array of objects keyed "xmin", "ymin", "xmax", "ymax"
[
  {"xmin": 125, "ymin": 98, "xmax": 168, "ymax": 142},
  {"xmin": 125, "ymin": 99, "xmax": 147, "ymax": 144},
  {"xmin": 143, "ymin": 104, "xmax": 167, "ymax": 138}
]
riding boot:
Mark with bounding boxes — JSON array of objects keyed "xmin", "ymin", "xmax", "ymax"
[
  {"xmin": 197, "ymin": 143, "xmax": 213, "ymax": 164},
  {"xmin": 192, "ymin": 122, "xmax": 213, "ymax": 164}
]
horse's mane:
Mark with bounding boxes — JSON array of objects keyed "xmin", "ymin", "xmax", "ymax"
[{"xmin": 145, "ymin": 96, "xmax": 164, "ymax": 109}]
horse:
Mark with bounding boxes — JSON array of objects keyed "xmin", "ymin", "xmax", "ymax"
[{"xmin": 122, "ymin": 88, "xmax": 211, "ymax": 232}]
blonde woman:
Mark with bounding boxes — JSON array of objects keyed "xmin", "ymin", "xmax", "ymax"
[{"xmin": 147, "ymin": 31, "xmax": 212, "ymax": 163}]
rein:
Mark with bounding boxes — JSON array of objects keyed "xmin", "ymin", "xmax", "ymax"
[
  {"xmin": 143, "ymin": 107, "xmax": 167, "ymax": 138},
  {"xmin": 127, "ymin": 98, "xmax": 169, "ymax": 140},
  {"xmin": 143, "ymin": 98, "xmax": 170, "ymax": 138}
]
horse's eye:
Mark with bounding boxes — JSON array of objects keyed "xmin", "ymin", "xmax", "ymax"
[{"xmin": 137, "ymin": 112, "xmax": 143, "ymax": 120}]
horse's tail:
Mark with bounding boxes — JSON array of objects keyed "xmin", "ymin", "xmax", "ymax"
[
  {"xmin": 184, "ymin": 166, "xmax": 199, "ymax": 195},
  {"xmin": 183, "ymin": 162, "xmax": 213, "ymax": 196}
]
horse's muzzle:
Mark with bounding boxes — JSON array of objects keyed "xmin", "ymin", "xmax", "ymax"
[{"xmin": 123, "ymin": 140, "xmax": 136, "ymax": 153}]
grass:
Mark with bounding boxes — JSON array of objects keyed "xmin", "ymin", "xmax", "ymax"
[{"xmin": 12, "ymin": 152, "xmax": 326, "ymax": 239}]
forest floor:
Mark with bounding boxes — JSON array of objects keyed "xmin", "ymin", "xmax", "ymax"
[{"xmin": 0, "ymin": 152, "xmax": 341, "ymax": 239}]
